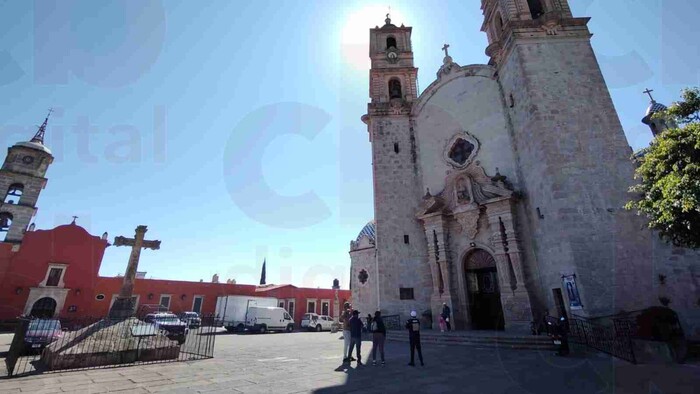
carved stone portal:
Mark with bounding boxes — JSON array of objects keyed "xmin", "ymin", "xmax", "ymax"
[{"xmin": 455, "ymin": 209, "xmax": 481, "ymax": 239}]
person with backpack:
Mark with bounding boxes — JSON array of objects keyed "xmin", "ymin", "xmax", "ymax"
[
  {"xmin": 371, "ymin": 310, "xmax": 386, "ymax": 366},
  {"xmin": 405, "ymin": 310, "xmax": 424, "ymax": 366}
]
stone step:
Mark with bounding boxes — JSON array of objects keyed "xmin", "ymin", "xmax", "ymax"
[{"xmin": 385, "ymin": 331, "xmax": 557, "ymax": 350}]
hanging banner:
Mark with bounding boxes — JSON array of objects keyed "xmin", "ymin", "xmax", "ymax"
[{"xmin": 562, "ymin": 275, "xmax": 583, "ymax": 310}]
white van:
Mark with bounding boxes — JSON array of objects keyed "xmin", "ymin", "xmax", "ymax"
[{"xmin": 245, "ymin": 306, "xmax": 294, "ymax": 333}]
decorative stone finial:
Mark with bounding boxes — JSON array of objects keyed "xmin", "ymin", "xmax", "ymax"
[
  {"xmin": 385, "ymin": 13, "xmax": 391, "ymax": 25},
  {"xmin": 491, "ymin": 168, "xmax": 507, "ymax": 184},
  {"xmin": 436, "ymin": 43, "xmax": 459, "ymax": 79},
  {"xmin": 424, "ymin": 188, "xmax": 432, "ymax": 198}
]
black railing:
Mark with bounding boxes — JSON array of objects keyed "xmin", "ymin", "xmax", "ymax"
[
  {"xmin": 3, "ymin": 314, "xmax": 219, "ymax": 378},
  {"xmin": 568, "ymin": 318, "xmax": 636, "ymax": 364},
  {"xmin": 383, "ymin": 315, "xmax": 402, "ymax": 330}
]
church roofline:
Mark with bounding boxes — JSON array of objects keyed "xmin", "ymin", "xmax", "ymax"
[{"xmin": 412, "ymin": 64, "xmax": 496, "ymax": 117}]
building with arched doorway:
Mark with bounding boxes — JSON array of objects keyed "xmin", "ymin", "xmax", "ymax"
[{"xmin": 350, "ymin": 1, "xmax": 700, "ymax": 336}]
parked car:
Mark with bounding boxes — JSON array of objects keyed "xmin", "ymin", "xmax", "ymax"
[
  {"xmin": 24, "ymin": 319, "xmax": 63, "ymax": 351},
  {"xmin": 144, "ymin": 313, "xmax": 189, "ymax": 343},
  {"xmin": 301, "ymin": 314, "xmax": 334, "ymax": 332},
  {"xmin": 245, "ymin": 306, "xmax": 294, "ymax": 333},
  {"xmin": 179, "ymin": 312, "xmax": 201, "ymax": 328}
]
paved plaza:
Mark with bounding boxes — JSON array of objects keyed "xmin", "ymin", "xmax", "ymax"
[{"xmin": 1, "ymin": 330, "xmax": 699, "ymax": 393}]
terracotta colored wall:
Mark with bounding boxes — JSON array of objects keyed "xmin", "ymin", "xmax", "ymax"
[
  {"xmin": 256, "ymin": 286, "xmax": 351, "ymax": 325},
  {"xmin": 0, "ymin": 225, "xmax": 108, "ymax": 319},
  {"xmin": 0, "ymin": 224, "xmax": 350, "ymax": 323}
]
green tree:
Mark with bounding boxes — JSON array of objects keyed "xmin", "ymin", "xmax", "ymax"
[{"xmin": 626, "ymin": 88, "xmax": 700, "ymax": 249}]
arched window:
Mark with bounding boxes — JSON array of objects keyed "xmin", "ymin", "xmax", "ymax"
[
  {"xmin": 494, "ymin": 12, "xmax": 504, "ymax": 34},
  {"xmin": 388, "ymin": 78, "xmax": 402, "ymax": 99},
  {"xmin": 4, "ymin": 183, "xmax": 23, "ymax": 204},
  {"xmin": 0, "ymin": 212, "xmax": 12, "ymax": 232},
  {"xmin": 0, "ymin": 212, "xmax": 13, "ymax": 241},
  {"xmin": 386, "ymin": 36, "xmax": 397, "ymax": 49},
  {"xmin": 527, "ymin": 0, "xmax": 545, "ymax": 19}
]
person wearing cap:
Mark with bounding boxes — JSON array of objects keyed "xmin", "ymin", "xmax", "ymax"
[
  {"xmin": 347, "ymin": 310, "xmax": 364, "ymax": 365},
  {"xmin": 340, "ymin": 302, "xmax": 355, "ymax": 362},
  {"xmin": 405, "ymin": 311, "xmax": 424, "ymax": 366}
]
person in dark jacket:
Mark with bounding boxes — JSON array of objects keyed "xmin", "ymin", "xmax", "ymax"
[
  {"xmin": 441, "ymin": 303, "xmax": 452, "ymax": 331},
  {"xmin": 405, "ymin": 310, "xmax": 424, "ymax": 366},
  {"xmin": 347, "ymin": 310, "xmax": 364, "ymax": 365},
  {"xmin": 371, "ymin": 310, "xmax": 386, "ymax": 365}
]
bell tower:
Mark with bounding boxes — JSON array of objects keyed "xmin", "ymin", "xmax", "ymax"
[
  {"xmin": 361, "ymin": 15, "xmax": 429, "ymax": 317},
  {"xmin": 0, "ymin": 112, "xmax": 54, "ymax": 243},
  {"xmin": 481, "ymin": 0, "xmax": 656, "ymax": 316}
]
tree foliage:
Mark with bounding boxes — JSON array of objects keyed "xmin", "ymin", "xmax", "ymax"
[{"xmin": 626, "ymin": 88, "xmax": 700, "ymax": 249}]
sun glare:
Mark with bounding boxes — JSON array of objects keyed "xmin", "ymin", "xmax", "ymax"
[{"xmin": 341, "ymin": 5, "xmax": 410, "ymax": 70}]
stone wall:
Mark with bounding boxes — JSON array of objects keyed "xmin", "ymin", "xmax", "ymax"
[
  {"xmin": 497, "ymin": 36, "xmax": 700, "ymax": 335},
  {"xmin": 370, "ymin": 116, "xmax": 431, "ymax": 319}
]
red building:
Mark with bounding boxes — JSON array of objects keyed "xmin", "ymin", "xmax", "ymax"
[
  {"xmin": 0, "ymin": 116, "xmax": 350, "ymax": 325},
  {"xmin": 0, "ymin": 221, "xmax": 350, "ymax": 325}
]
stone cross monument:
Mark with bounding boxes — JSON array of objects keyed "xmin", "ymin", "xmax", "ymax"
[{"xmin": 109, "ymin": 225, "xmax": 161, "ymax": 318}]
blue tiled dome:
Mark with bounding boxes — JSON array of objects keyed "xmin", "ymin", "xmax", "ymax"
[
  {"xmin": 356, "ymin": 220, "xmax": 376, "ymax": 242},
  {"xmin": 645, "ymin": 101, "xmax": 667, "ymax": 117}
]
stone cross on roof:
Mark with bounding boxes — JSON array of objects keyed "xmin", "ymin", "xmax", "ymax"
[
  {"xmin": 643, "ymin": 88, "xmax": 655, "ymax": 102},
  {"xmin": 442, "ymin": 43, "xmax": 450, "ymax": 57}
]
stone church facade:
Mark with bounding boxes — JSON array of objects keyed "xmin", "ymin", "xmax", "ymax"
[{"xmin": 350, "ymin": 0, "xmax": 700, "ymax": 336}]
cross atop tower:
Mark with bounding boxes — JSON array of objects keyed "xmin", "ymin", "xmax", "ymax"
[
  {"xmin": 442, "ymin": 44, "xmax": 450, "ymax": 57},
  {"xmin": 31, "ymin": 109, "xmax": 53, "ymax": 144},
  {"xmin": 643, "ymin": 88, "xmax": 656, "ymax": 102}
]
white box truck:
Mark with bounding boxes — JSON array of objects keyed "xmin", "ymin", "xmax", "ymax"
[
  {"xmin": 245, "ymin": 306, "xmax": 294, "ymax": 333},
  {"xmin": 215, "ymin": 295, "xmax": 278, "ymax": 332}
]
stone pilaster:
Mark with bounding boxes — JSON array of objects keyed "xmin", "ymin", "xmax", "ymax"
[
  {"xmin": 419, "ymin": 212, "xmax": 458, "ymax": 329},
  {"xmin": 486, "ymin": 198, "xmax": 533, "ymax": 333}
]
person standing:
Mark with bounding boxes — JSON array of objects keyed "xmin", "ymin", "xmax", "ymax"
[
  {"xmin": 441, "ymin": 303, "xmax": 452, "ymax": 331},
  {"xmin": 371, "ymin": 310, "xmax": 386, "ymax": 366},
  {"xmin": 405, "ymin": 311, "xmax": 424, "ymax": 366},
  {"xmin": 348, "ymin": 310, "xmax": 364, "ymax": 365},
  {"xmin": 340, "ymin": 303, "xmax": 354, "ymax": 362},
  {"xmin": 438, "ymin": 315, "xmax": 447, "ymax": 333}
]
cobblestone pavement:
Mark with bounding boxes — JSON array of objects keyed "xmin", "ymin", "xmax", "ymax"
[{"xmin": 0, "ymin": 331, "xmax": 698, "ymax": 393}]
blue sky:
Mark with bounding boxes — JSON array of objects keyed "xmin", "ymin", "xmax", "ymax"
[{"xmin": 0, "ymin": 0, "xmax": 698, "ymax": 288}]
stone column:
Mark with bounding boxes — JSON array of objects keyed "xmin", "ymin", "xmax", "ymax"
[{"xmin": 486, "ymin": 199, "xmax": 533, "ymax": 333}]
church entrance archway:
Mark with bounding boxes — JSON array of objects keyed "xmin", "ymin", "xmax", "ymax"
[
  {"xmin": 30, "ymin": 297, "xmax": 57, "ymax": 318},
  {"xmin": 464, "ymin": 249, "xmax": 504, "ymax": 330}
]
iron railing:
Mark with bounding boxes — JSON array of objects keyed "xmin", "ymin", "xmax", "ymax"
[
  {"xmin": 568, "ymin": 317, "xmax": 636, "ymax": 364},
  {"xmin": 2, "ymin": 314, "xmax": 220, "ymax": 378},
  {"xmin": 383, "ymin": 315, "xmax": 402, "ymax": 330}
]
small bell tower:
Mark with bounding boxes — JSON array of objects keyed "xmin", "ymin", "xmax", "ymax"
[
  {"xmin": 368, "ymin": 14, "xmax": 418, "ymax": 105},
  {"xmin": 641, "ymin": 88, "xmax": 675, "ymax": 137},
  {"xmin": 0, "ymin": 111, "xmax": 54, "ymax": 243}
]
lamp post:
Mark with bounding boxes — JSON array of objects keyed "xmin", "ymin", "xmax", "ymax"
[{"xmin": 332, "ymin": 279, "xmax": 340, "ymax": 332}]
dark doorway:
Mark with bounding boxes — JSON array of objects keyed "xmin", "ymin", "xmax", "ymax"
[
  {"xmin": 552, "ymin": 288, "xmax": 568, "ymax": 319},
  {"xmin": 30, "ymin": 297, "xmax": 57, "ymax": 318},
  {"xmin": 466, "ymin": 268, "xmax": 505, "ymax": 330},
  {"xmin": 464, "ymin": 250, "xmax": 505, "ymax": 330}
]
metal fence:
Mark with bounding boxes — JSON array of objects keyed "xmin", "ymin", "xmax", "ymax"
[
  {"xmin": 2, "ymin": 314, "xmax": 219, "ymax": 378},
  {"xmin": 568, "ymin": 318, "xmax": 636, "ymax": 364},
  {"xmin": 383, "ymin": 315, "xmax": 402, "ymax": 330}
]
